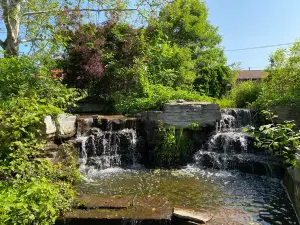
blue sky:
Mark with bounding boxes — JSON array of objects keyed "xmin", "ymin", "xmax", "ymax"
[
  {"xmin": 206, "ymin": 0, "xmax": 300, "ymax": 70},
  {"xmin": 1, "ymin": 0, "xmax": 300, "ymax": 70}
]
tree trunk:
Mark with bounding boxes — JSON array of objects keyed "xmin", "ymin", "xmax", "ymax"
[{"xmin": 1, "ymin": 0, "xmax": 21, "ymax": 57}]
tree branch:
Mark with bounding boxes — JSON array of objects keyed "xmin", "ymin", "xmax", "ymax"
[
  {"xmin": 19, "ymin": 38, "xmax": 44, "ymax": 43},
  {"xmin": 23, "ymin": 8, "xmax": 138, "ymax": 16},
  {"xmin": 0, "ymin": 39, "xmax": 5, "ymax": 49}
]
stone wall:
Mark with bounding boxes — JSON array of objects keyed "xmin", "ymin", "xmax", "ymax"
[
  {"xmin": 139, "ymin": 102, "xmax": 220, "ymax": 167},
  {"xmin": 284, "ymin": 167, "xmax": 300, "ymax": 220},
  {"xmin": 272, "ymin": 106, "xmax": 300, "ymax": 126},
  {"xmin": 284, "ymin": 150, "xmax": 300, "ymax": 221},
  {"xmin": 140, "ymin": 102, "xmax": 221, "ymax": 128}
]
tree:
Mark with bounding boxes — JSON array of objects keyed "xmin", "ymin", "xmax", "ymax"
[
  {"xmin": 63, "ymin": 21, "xmax": 143, "ymax": 99},
  {"xmin": 156, "ymin": 0, "xmax": 226, "ymax": 67},
  {"xmin": 147, "ymin": 0, "xmax": 232, "ymax": 97},
  {"xmin": 0, "ymin": 0, "xmax": 160, "ymax": 57},
  {"xmin": 253, "ymin": 41, "xmax": 300, "ymax": 109},
  {"xmin": 193, "ymin": 66, "xmax": 233, "ymax": 98}
]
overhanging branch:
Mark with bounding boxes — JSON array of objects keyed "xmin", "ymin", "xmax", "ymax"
[{"xmin": 23, "ymin": 8, "xmax": 138, "ymax": 16}]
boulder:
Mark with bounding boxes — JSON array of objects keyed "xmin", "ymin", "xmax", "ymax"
[
  {"xmin": 43, "ymin": 116, "xmax": 56, "ymax": 138},
  {"xmin": 56, "ymin": 114, "xmax": 77, "ymax": 138}
]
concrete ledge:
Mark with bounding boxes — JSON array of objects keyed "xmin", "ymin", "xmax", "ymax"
[
  {"xmin": 141, "ymin": 102, "xmax": 221, "ymax": 128},
  {"xmin": 284, "ymin": 168, "xmax": 300, "ymax": 221}
]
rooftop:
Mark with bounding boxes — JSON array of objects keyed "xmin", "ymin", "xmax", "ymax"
[{"xmin": 238, "ymin": 70, "xmax": 265, "ymax": 80}]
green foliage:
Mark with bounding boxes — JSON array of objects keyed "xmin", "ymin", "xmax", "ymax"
[
  {"xmin": 115, "ymin": 84, "xmax": 215, "ymax": 113},
  {"xmin": 230, "ymin": 80, "xmax": 262, "ymax": 108},
  {"xmin": 62, "ymin": 0, "xmax": 234, "ymax": 113},
  {"xmin": 0, "ymin": 56, "xmax": 78, "ymax": 108},
  {"xmin": 0, "ymin": 56, "xmax": 80, "ymax": 224},
  {"xmin": 145, "ymin": 42, "xmax": 196, "ymax": 89},
  {"xmin": 248, "ymin": 111, "xmax": 299, "ymax": 166},
  {"xmin": 193, "ymin": 66, "xmax": 234, "ymax": 98},
  {"xmin": 64, "ymin": 22, "xmax": 143, "ymax": 98},
  {"xmin": 157, "ymin": 0, "xmax": 225, "ymax": 67},
  {"xmin": 0, "ymin": 180, "xmax": 74, "ymax": 225},
  {"xmin": 154, "ymin": 124, "xmax": 192, "ymax": 168},
  {"xmin": 253, "ymin": 41, "xmax": 300, "ymax": 109},
  {"xmin": 216, "ymin": 98, "xmax": 234, "ymax": 108},
  {"xmin": 189, "ymin": 122, "xmax": 200, "ymax": 131}
]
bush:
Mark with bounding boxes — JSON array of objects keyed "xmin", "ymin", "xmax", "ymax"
[
  {"xmin": 0, "ymin": 56, "xmax": 80, "ymax": 225},
  {"xmin": 114, "ymin": 84, "xmax": 216, "ymax": 113},
  {"xmin": 247, "ymin": 111, "xmax": 299, "ymax": 166},
  {"xmin": 230, "ymin": 80, "xmax": 262, "ymax": 108},
  {"xmin": 216, "ymin": 98, "xmax": 234, "ymax": 108},
  {"xmin": 0, "ymin": 181, "xmax": 74, "ymax": 225},
  {"xmin": 63, "ymin": 21, "xmax": 143, "ymax": 98}
]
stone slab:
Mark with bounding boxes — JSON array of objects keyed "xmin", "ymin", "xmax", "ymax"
[
  {"xmin": 141, "ymin": 102, "xmax": 221, "ymax": 128},
  {"xmin": 77, "ymin": 195, "xmax": 133, "ymax": 209},
  {"xmin": 284, "ymin": 168, "xmax": 300, "ymax": 220},
  {"xmin": 43, "ymin": 116, "xmax": 56, "ymax": 138},
  {"xmin": 56, "ymin": 114, "xmax": 77, "ymax": 138},
  {"xmin": 172, "ymin": 207, "xmax": 213, "ymax": 223}
]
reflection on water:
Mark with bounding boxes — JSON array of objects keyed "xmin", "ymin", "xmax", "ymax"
[{"xmin": 80, "ymin": 166, "xmax": 299, "ymax": 225}]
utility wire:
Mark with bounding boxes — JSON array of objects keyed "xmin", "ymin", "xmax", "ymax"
[{"xmin": 225, "ymin": 42, "xmax": 295, "ymax": 52}]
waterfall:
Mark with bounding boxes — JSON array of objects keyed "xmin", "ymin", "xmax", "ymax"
[
  {"xmin": 74, "ymin": 116, "xmax": 139, "ymax": 175},
  {"xmin": 194, "ymin": 108, "xmax": 283, "ymax": 177}
]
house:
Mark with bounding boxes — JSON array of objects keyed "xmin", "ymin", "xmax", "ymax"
[{"xmin": 237, "ymin": 69, "xmax": 264, "ymax": 82}]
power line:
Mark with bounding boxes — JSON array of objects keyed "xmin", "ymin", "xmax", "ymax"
[{"xmin": 225, "ymin": 42, "xmax": 295, "ymax": 52}]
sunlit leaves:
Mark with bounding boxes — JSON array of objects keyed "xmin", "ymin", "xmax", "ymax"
[{"xmin": 251, "ymin": 111, "xmax": 300, "ymax": 166}]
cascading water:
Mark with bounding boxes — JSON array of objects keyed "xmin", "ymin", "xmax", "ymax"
[
  {"xmin": 74, "ymin": 113, "xmax": 299, "ymax": 225},
  {"xmin": 194, "ymin": 108, "xmax": 284, "ymax": 177},
  {"xmin": 75, "ymin": 117, "xmax": 139, "ymax": 178}
]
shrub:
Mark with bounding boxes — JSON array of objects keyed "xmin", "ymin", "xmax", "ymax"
[
  {"xmin": 0, "ymin": 180, "xmax": 74, "ymax": 225},
  {"xmin": 114, "ymin": 84, "xmax": 216, "ymax": 113},
  {"xmin": 230, "ymin": 80, "xmax": 262, "ymax": 108},
  {"xmin": 247, "ymin": 111, "xmax": 299, "ymax": 166},
  {"xmin": 0, "ymin": 56, "xmax": 80, "ymax": 225},
  {"xmin": 63, "ymin": 21, "xmax": 143, "ymax": 98},
  {"xmin": 216, "ymin": 98, "xmax": 234, "ymax": 108}
]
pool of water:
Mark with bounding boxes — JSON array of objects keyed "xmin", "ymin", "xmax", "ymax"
[{"xmin": 79, "ymin": 166, "xmax": 299, "ymax": 225}]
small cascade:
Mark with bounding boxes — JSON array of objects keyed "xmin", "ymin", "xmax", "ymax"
[
  {"xmin": 194, "ymin": 108, "xmax": 284, "ymax": 177},
  {"xmin": 74, "ymin": 116, "xmax": 140, "ymax": 175}
]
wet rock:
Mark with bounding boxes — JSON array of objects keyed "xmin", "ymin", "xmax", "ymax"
[
  {"xmin": 91, "ymin": 127, "xmax": 100, "ymax": 136},
  {"xmin": 172, "ymin": 207, "xmax": 213, "ymax": 224},
  {"xmin": 56, "ymin": 114, "xmax": 77, "ymax": 138},
  {"xmin": 176, "ymin": 99, "xmax": 185, "ymax": 103},
  {"xmin": 77, "ymin": 117, "xmax": 94, "ymax": 136}
]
